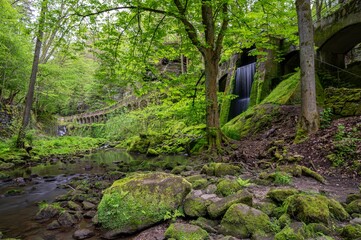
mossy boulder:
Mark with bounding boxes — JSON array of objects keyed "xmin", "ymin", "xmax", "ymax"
[
  {"xmin": 208, "ymin": 190, "xmax": 253, "ymax": 219},
  {"xmin": 275, "ymin": 226, "xmax": 304, "ymax": 240},
  {"xmin": 341, "ymin": 224, "xmax": 361, "ymax": 240},
  {"xmin": 201, "ymin": 163, "xmax": 242, "ymax": 177},
  {"xmin": 216, "ymin": 179, "xmax": 243, "ymax": 197},
  {"xmin": 183, "ymin": 191, "xmax": 211, "ymax": 218},
  {"xmin": 185, "ymin": 175, "xmax": 209, "ymax": 189},
  {"xmin": 285, "ymin": 194, "xmax": 349, "ymax": 224},
  {"xmin": 325, "ymin": 87, "xmax": 361, "ymax": 116},
  {"xmin": 267, "ymin": 188, "xmax": 299, "ymax": 204},
  {"xmin": 220, "ymin": 203, "xmax": 272, "ymax": 238},
  {"xmin": 346, "ymin": 199, "xmax": 361, "ymax": 214},
  {"xmin": 97, "ymin": 172, "xmax": 191, "ymax": 232},
  {"xmin": 165, "ymin": 223, "xmax": 209, "ymax": 240}
]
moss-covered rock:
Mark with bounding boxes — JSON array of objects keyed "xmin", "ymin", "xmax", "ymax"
[
  {"xmin": 216, "ymin": 179, "xmax": 243, "ymax": 197},
  {"xmin": 267, "ymin": 188, "xmax": 299, "ymax": 204},
  {"xmin": 208, "ymin": 190, "xmax": 253, "ymax": 219},
  {"xmin": 97, "ymin": 172, "xmax": 191, "ymax": 232},
  {"xmin": 325, "ymin": 87, "xmax": 361, "ymax": 116},
  {"xmin": 255, "ymin": 201, "xmax": 278, "ymax": 216},
  {"xmin": 165, "ymin": 223, "xmax": 209, "ymax": 240},
  {"xmin": 346, "ymin": 199, "xmax": 361, "ymax": 214},
  {"xmin": 185, "ymin": 175, "xmax": 209, "ymax": 190},
  {"xmin": 285, "ymin": 194, "xmax": 349, "ymax": 224},
  {"xmin": 183, "ymin": 192, "xmax": 211, "ymax": 218},
  {"xmin": 275, "ymin": 226, "xmax": 304, "ymax": 240},
  {"xmin": 220, "ymin": 203, "xmax": 272, "ymax": 238},
  {"xmin": 278, "ymin": 214, "xmax": 292, "ymax": 228},
  {"xmin": 201, "ymin": 163, "xmax": 242, "ymax": 177},
  {"xmin": 190, "ymin": 217, "xmax": 218, "ymax": 233},
  {"xmin": 341, "ymin": 224, "xmax": 361, "ymax": 240}
]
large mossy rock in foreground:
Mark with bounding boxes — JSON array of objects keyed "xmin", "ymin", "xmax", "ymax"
[
  {"xmin": 286, "ymin": 194, "xmax": 349, "ymax": 224},
  {"xmin": 97, "ymin": 172, "xmax": 191, "ymax": 233},
  {"xmin": 220, "ymin": 203, "xmax": 272, "ymax": 238}
]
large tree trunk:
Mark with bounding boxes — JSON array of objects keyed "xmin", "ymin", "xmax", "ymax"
[
  {"xmin": 296, "ymin": 0, "xmax": 320, "ymax": 134},
  {"xmin": 203, "ymin": 50, "xmax": 222, "ymax": 151},
  {"xmin": 16, "ymin": 0, "xmax": 47, "ymax": 148}
]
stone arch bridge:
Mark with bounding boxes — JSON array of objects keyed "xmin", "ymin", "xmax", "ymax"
[
  {"xmin": 314, "ymin": 0, "xmax": 361, "ymax": 68},
  {"xmin": 58, "ymin": 95, "xmax": 157, "ymax": 124}
]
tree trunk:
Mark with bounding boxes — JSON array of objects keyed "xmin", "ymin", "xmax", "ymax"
[
  {"xmin": 203, "ymin": 49, "xmax": 222, "ymax": 151},
  {"xmin": 296, "ymin": 0, "xmax": 320, "ymax": 134},
  {"xmin": 16, "ymin": 0, "xmax": 47, "ymax": 148}
]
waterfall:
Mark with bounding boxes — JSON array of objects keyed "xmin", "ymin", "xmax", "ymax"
[
  {"xmin": 228, "ymin": 62, "xmax": 256, "ymax": 120},
  {"xmin": 58, "ymin": 125, "xmax": 67, "ymax": 136}
]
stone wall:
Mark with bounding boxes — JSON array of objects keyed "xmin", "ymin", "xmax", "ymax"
[{"xmin": 325, "ymin": 87, "xmax": 361, "ymax": 116}]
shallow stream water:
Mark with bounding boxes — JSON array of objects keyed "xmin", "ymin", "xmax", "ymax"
[{"xmin": 0, "ymin": 149, "xmax": 187, "ymax": 239}]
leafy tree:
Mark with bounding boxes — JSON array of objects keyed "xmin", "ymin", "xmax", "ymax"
[
  {"xmin": 296, "ymin": 0, "xmax": 319, "ymax": 135},
  {"xmin": 0, "ymin": 0, "xmax": 32, "ymax": 104}
]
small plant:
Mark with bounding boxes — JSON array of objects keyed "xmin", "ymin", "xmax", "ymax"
[
  {"xmin": 273, "ymin": 172, "xmax": 292, "ymax": 185},
  {"xmin": 334, "ymin": 124, "xmax": 346, "ymax": 141},
  {"xmin": 237, "ymin": 177, "xmax": 252, "ymax": 187},
  {"xmin": 320, "ymin": 108, "xmax": 333, "ymax": 129},
  {"xmin": 163, "ymin": 209, "xmax": 184, "ymax": 222}
]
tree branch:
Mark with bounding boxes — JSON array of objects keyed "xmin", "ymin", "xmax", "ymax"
[
  {"xmin": 173, "ymin": 0, "xmax": 204, "ymax": 53},
  {"xmin": 215, "ymin": 2, "xmax": 229, "ymax": 56}
]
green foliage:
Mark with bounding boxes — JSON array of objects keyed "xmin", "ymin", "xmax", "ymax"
[
  {"xmin": 163, "ymin": 209, "xmax": 184, "ymax": 222},
  {"xmin": 327, "ymin": 124, "xmax": 361, "ymax": 167},
  {"xmin": 32, "ymin": 136, "xmax": 105, "ymax": 157},
  {"xmin": 320, "ymin": 108, "xmax": 333, "ymax": 129},
  {"xmin": 273, "ymin": 172, "xmax": 292, "ymax": 185},
  {"xmin": 237, "ymin": 178, "xmax": 252, "ymax": 187}
]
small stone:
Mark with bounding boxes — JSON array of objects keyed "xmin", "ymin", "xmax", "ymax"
[
  {"xmin": 47, "ymin": 220, "xmax": 61, "ymax": 230},
  {"xmin": 73, "ymin": 229, "xmax": 95, "ymax": 240},
  {"xmin": 84, "ymin": 210, "xmax": 97, "ymax": 219},
  {"xmin": 68, "ymin": 201, "xmax": 82, "ymax": 211},
  {"xmin": 58, "ymin": 212, "xmax": 77, "ymax": 227}
]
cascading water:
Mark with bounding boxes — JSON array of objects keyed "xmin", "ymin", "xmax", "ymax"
[
  {"xmin": 228, "ymin": 62, "xmax": 256, "ymax": 120},
  {"xmin": 57, "ymin": 125, "xmax": 67, "ymax": 136}
]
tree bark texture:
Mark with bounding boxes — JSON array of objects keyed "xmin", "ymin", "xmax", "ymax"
[
  {"xmin": 296, "ymin": 0, "xmax": 320, "ymax": 134},
  {"xmin": 16, "ymin": 0, "xmax": 47, "ymax": 148}
]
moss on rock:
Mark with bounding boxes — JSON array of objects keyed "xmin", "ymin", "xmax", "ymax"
[
  {"xmin": 267, "ymin": 188, "xmax": 299, "ymax": 204},
  {"xmin": 201, "ymin": 163, "xmax": 242, "ymax": 177},
  {"xmin": 208, "ymin": 190, "xmax": 253, "ymax": 219},
  {"xmin": 346, "ymin": 199, "xmax": 361, "ymax": 214},
  {"xmin": 216, "ymin": 179, "xmax": 243, "ymax": 197},
  {"xmin": 97, "ymin": 172, "xmax": 191, "ymax": 232},
  {"xmin": 184, "ymin": 193, "xmax": 211, "ymax": 218},
  {"xmin": 165, "ymin": 223, "xmax": 209, "ymax": 240},
  {"xmin": 220, "ymin": 203, "xmax": 272, "ymax": 238},
  {"xmin": 341, "ymin": 224, "xmax": 361, "ymax": 240},
  {"xmin": 275, "ymin": 226, "xmax": 304, "ymax": 240},
  {"xmin": 285, "ymin": 194, "xmax": 349, "ymax": 224}
]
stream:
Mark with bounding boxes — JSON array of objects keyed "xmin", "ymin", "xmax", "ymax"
[{"xmin": 0, "ymin": 149, "xmax": 187, "ymax": 239}]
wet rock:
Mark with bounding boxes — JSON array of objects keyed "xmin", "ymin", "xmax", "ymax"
[
  {"xmin": 165, "ymin": 223, "xmax": 209, "ymax": 240},
  {"xmin": 35, "ymin": 205, "xmax": 60, "ymax": 220},
  {"xmin": 58, "ymin": 211, "xmax": 77, "ymax": 227},
  {"xmin": 13, "ymin": 177, "xmax": 26, "ymax": 186},
  {"xmin": 46, "ymin": 220, "xmax": 61, "ymax": 230},
  {"xmin": 97, "ymin": 172, "xmax": 191, "ymax": 233},
  {"xmin": 208, "ymin": 190, "xmax": 253, "ymax": 219},
  {"xmin": 220, "ymin": 203, "xmax": 272, "ymax": 238},
  {"xmin": 73, "ymin": 229, "xmax": 95, "ymax": 240},
  {"xmin": 82, "ymin": 201, "xmax": 95, "ymax": 210},
  {"xmin": 84, "ymin": 210, "xmax": 96, "ymax": 219}
]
